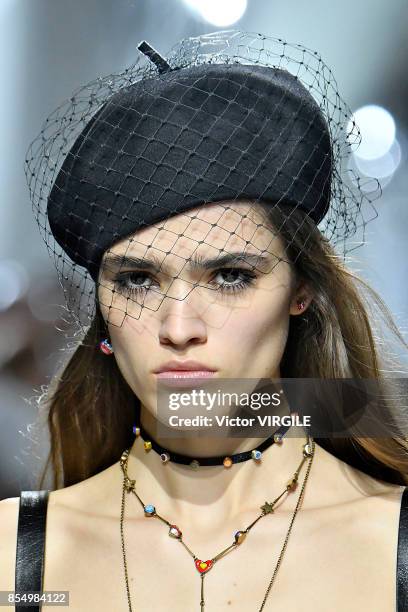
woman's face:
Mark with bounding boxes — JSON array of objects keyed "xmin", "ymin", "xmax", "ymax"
[{"xmin": 97, "ymin": 201, "xmax": 309, "ymax": 409}]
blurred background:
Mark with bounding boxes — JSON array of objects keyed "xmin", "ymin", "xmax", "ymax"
[{"xmin": 1, "ymin": 0, "xmax": 407, "ymax": 498}]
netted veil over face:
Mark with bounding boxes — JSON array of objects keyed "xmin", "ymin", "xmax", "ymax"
[{"xmin": 25, "ymin": 30, "xmax": 381, "ymax": 331}]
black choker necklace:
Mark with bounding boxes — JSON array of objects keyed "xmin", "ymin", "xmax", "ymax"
[{"xmin": 132, "ymin": 421, "xmax": 291, "ymax": 469}]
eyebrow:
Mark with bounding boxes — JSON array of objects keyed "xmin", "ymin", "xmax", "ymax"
[{"xmin": 102, "ymin": 251, "xmax": 274, "ymax": 275}]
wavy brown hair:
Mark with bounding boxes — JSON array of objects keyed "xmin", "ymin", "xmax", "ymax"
[{"xmin": 37, "ymin": 203, "xmax": 408, "ymax": 489}]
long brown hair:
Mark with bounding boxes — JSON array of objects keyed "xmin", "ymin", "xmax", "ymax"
[{"xmin": 37, "ymin": 204, "xmax": 408, "ymax": 489}]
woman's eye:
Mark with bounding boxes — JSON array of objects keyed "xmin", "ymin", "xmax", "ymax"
[
  {"xmin": 212, "ymin": 268, "xmax": 257, "ymax": 294},
  {"xmin": 113, "ymin": 272, "xmax": 157, "ymax": 296},
  {"xmin": 113, "ymin": 268, "xmax": 257, "ymax": 297}
]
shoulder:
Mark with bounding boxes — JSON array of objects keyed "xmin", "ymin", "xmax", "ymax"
[
  {"xmin": 345, "ymin": 480, "xmax": 406, "ymax": 525},
  {"xmin": 371, "ymin": 483, "xmax": 407, "ymax": 519},
  {"xmin": 0, "ymin": 495, "xmax": 20, "ymax": 535},
  {"xmin": 47, "ymin": 460, "xmax": 121, "ymax": 520},
  {"xmin": 344, "ymin": 484, "xmax": 406, "ymax": 554},
  {"xmin": 0, "ymin": 494, "xmax": 20, "ymax": 522},
  {"xmin": 0, "ymin": 489, "xmax": 98, "ymax": 592},
  {"xmin": 0, "ymin": 497, "xmax": 21, "ymax": 591},
  {"xmin": 34, "ymin": 464, "xmax": 122, "ymax": 559},
  {"xmin": 311, "ymin": 446, "xmax": 406, "ymax": 548}
]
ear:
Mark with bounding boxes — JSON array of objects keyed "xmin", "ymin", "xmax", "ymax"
[{"xmin": 289, "ymin": 283, "xmax": 313, "ymax": 317}]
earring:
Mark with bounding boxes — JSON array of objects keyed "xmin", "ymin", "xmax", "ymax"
[
  {"xmin": 99, "ymin": 338, "xmax": 114, "ymax": 355},
  {"xmin": 297, "ymin": 299, "xmax": 306, "ymax": 311}
]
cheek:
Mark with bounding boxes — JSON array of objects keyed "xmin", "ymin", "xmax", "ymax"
[
  {"xmin": 237, "ymin": 295, "xmax": 290, "ymax": 346},
  {"xmin": 223, "ymin": 282, "xmax": 292, "ymax": 370},
  {"xmin": 108, "ymin": 314, "xmax": 156, "ymax": 394}
]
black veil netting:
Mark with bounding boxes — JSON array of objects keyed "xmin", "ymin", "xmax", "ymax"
[{"xmin": 25, "ymin": 30, "xmax": 381, "ymax": 332}]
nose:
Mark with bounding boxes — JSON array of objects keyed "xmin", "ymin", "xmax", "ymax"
[{"xmin": 158, "ymin": 279, "xmax": 207, "ymax": 348}]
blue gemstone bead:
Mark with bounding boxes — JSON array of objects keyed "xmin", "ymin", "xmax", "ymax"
[{"xmin": 144, "ymin": 504, "xmax": 156, "ymax": 515}]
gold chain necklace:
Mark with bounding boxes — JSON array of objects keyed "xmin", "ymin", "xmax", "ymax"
[{"xmin": 119, "ymin": 436, "xmax": 315, "ymax": 610}]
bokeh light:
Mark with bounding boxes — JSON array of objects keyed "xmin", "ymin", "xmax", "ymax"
[
  {"xmin": 348, "ymin": 104, "xmax": 403, "ymax": 188},
  {"xmin": 350, "ymin": 105, "xmax": 396, "ymax": 160},
  {"xmin": 354, "ymin": 138, "xmax": 402, "ymax": 179},
  {"xmin": 182, "ymin": 0, "xmax": 247, "ymax": 26}
]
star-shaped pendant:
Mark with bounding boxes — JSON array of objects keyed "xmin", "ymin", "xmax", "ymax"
[
  {"xmin": 124, "ymin": 477, "xmax": 136, "ymax": 492},
  {"xmin": 261, "ymin": 501, "xmax": 274, "ymax": 514}
]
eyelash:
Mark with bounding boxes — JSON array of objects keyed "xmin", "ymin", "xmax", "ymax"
[{"xmin": 113, "ymin": 268, "xmax": 258, "ymax": 298}]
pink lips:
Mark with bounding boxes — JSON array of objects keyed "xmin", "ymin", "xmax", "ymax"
[
  {"xmin": 156, "ymin": 370, "xmax": 215, "ymax": 378},
  {"xmin": 153, "ymin": 360, "xmax": 217, "ymax": 386}
]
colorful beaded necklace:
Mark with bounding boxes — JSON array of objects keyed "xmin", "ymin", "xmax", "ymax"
[{"xmin": 119, "ymin": 434, "xmax": 315, "ymax": 610}]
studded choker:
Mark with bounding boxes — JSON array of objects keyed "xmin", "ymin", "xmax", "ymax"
[{"xmin": 132, "ymin": 421, "xmax": 291, "ymax": 469}]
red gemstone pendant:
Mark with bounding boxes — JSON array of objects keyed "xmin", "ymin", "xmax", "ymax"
[{"xmin": 195, "ymin": 559, "xmax": 213, "ymax": 574}]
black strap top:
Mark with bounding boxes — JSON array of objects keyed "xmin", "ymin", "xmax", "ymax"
[
  {"xmin": 14, "ymin": 487, "xmax": 408, "ymax": 611},
  {"xmin": 15, "ymin": 491, "xmax": 49, "ymax": 612}
]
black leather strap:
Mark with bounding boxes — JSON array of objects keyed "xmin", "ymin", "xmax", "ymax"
[
  {"xmin": 397, "ymin": 486, "xmax": 408, "ymax": 612},
  {"xmin": 15, "ymin": 491, "xmax": 50, "ymax": 611}
]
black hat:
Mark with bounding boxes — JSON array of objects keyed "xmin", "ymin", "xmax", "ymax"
[{"xmin": 47, "ymin": 59, "xmax": 332, "ymax": 281}]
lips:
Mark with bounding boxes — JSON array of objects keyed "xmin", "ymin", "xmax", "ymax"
[
  {"xmin": 153, "ymin": 360, "xmax": 217, "ymax": 373},
  {"xmin": 153, "ymin": 360, "xmax": 217, "ymax": 386}
]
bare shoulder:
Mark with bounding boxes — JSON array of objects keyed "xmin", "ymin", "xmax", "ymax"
[
  {"xmin": 339, "ymin": 481, "xmax": 406, "ymax": 553},
  {"xmin": 342, "ymin": 467, "xmax": 406, "ymax": 518},
  {"xmin": 372, "ymin": 482, "xmax": 406, "ymax": 520},
  {"xmin": 312, "ymin": 446, "xmax": 406, "ymax": 551},
  {"xmin": 359, "ymin": 483, "xmax": 406, "ymax": 560},
  {"xmin": 366, "ymin": 482, "xmax": 406, "ymax": 521},
  {"xmin": 0, "ymin": 466, "xmax": 119, "ymax": 588},
  {"xmin": 0, "ymin": 497, "xmax": 20, "ymax": 591},
  {"xmin": 47, "ymin": 460, "xmax": 120, "ymax": 518},
  {"xmin": 0, "ymin": 495, "xmax": 20, "ymax": 524},
  {"xmin": 379, "ymin": 482, "xmax": 407, "ymax": 501},
  {"xmin": 44, "ymin": 461, "xmax": 122, "ymax": 552}
]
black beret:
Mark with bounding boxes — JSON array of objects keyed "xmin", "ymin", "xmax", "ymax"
[{"xmin": 47, "ymin": 62, "xmax": 333, "ymax": 281}]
